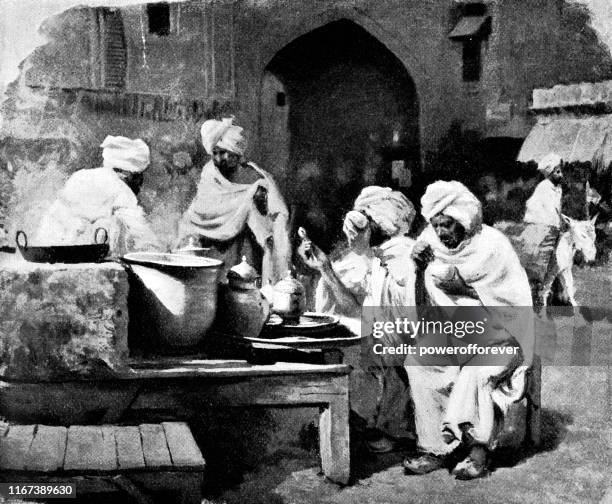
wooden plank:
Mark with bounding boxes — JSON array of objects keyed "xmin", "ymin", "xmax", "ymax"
[
  {"xmin": 100, "ymin": 426, "xmax": 117, "ymax": 470},
  {"xmin": 64, "ymin": 426, "xmax": 116, "ymax": 471},
  {"xmin": 140, "ymin": 424, "xmax": 172, "ymax": 468},
  {"xmin": 162, "ymin": 422, "xmax": 205, "ymax": 469},
  {"xmin": 122, "ymin": 361, "xmax": 350, "ymax": 380},
  {"xmin": 114, "ymin": 426, "xmax": 145, "ymax": 470},
  {"xmin": 25, "ymin": 425, "xmax": 67, "ymax": 472},
  {"xmin": 0, "ymin": 425, "xmax": 35, "ymax": 470},
  {"xmin": 130, "ymin": 376, "xmax": 347, "ymax": 414}
]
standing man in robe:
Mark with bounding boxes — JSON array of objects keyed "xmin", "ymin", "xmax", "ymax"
[
  {"xmin": 521, "ymin": 153, "xmax": 566, "ymax": 307},
  {"xmin": 404, "ymin": 180, "xmax": 534, "ymax": 480},
  {"xmin": 35, "ymin": 136, "xmax": 162, "ymax": 256},
  {"xmin": 178, "ymin": 118, "xmax": 291, "ymax": 285}
]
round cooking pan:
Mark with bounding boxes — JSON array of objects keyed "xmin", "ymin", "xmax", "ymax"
[{"xmin": 16, "ymin": 228, "xmax": 110, "ymax": 264}]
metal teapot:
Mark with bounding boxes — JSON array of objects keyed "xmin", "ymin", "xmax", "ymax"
[
  {"xmin": 218, "ymin": 256, "xmax": 270, "ymax": 337},
  {"xmin": 271, "ymin": 270, "xmax": 306, "ymax": 324}
]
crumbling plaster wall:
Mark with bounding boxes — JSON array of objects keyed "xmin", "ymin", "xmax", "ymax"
[{"xmin": 2, "ymin": 0, "xmax": 612, "ymax": 248}]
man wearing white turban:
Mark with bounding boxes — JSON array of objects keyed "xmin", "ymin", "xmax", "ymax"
[
  {"xmin": 35, "ymin": 136, "xmax": 162, "ymax": 256},
  {"xmin": 299, "ymin": 186, "xmax": 418, "ymax": 453},
  {"xmin": 315, "ymin": 186, "xmax": 417, "ymax": 315},
  {"xmin": 524, "ymin": 153, "xmax": 564, "ymax": 228},
  {"xmin": 521, "ymin": 153, "xmax": 566, "ymax": 307},
  {"xmin": 404, "ymin": 180, "xmax": 533, "ymax": 479},
  {"xmin": 178, "ymin": 118, "xmax": 291, "ymax": 285}
]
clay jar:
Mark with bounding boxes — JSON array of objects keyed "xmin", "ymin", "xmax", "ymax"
[
  {"xmin": 272, "ymin": 271, "xmax": 306, "ymax": 324},
  {"xmin": 218, "ymin": 256, "xmax": 270, "ymax": 337}
]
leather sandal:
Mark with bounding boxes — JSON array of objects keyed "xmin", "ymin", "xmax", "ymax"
[
  {"xmin": 451, "ymin": 455, "xmax": 488, "ymax": 480},
  {"xmin": 403, "ymin": 453, "xmax": 445, "ymax": 475},
  {"xmin": 366, "ymin": 436, "xmax": 395, "ymax": 453}
]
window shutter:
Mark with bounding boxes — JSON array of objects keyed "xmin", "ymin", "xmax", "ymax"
[{"xmin": 97, "ymin": 8, "xmax": 127, "ymax": 89}]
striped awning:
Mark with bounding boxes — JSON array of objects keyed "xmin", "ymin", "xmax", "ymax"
[{"xmin": 517, "ymin": 115, "xmax": 612, "ymax": 168}]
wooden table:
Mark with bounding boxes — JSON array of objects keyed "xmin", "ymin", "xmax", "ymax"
[
  {"xmin": 122, "ymin": 360, "xmax": 352, "ymax": 485},
  {"xmin": 1, "ymin": 360, "xmax": 352, "ymax": 485}
]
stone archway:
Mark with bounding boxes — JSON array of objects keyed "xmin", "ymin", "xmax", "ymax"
[{"xmin": 260, "ymin": 18, "xmax": 421, "ymax": 250}]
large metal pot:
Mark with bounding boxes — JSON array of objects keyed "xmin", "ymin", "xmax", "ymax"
[{"xmin": 122, "ymin": 252, "xmax": 223, "ymax": 351}]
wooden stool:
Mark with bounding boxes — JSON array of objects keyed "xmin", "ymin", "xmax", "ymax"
[
  {"xmin": 0, "ymin": 422, "xmax": 205, "ymax": 504},
  {"xmin": 499, "ymin": 354, "xmax": 543, "ymax": 449}
]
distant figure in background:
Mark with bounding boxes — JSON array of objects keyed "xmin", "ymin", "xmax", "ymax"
[
  {"xmin": 521, "ymin": 153, "xmax": 566, "ymax": 307},
  {"xmin": 178, "ymin": 118, "xmax": 291, "ymax": 285},
  {"xmin": 35, "ymin": 136, "xmax": 162, "ymax": 256}
]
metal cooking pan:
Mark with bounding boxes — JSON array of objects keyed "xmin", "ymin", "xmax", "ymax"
[{"xmin": 16, "ymin": 228, "xmax": 110, "ymax": 264}]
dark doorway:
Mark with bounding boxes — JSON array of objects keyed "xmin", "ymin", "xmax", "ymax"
[{"xmin": 263, "ymin": 19, "xmax": 420, "ymax": 251}]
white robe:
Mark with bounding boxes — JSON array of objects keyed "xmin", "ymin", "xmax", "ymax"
[
  {"xmin": 179, "ymin": 160, "xmax": 291, "ymax": 285},
  {"xmin": 522, "ymin": 178, "xmax": 564, "ymax": 304},
  {"xmin": 524, "ymin": 179, "xmax": 562, "ymax": 229},
  {"xmin": 35, "ymin": 167, "xmax": 161, "ymax": 256},
  {"xmin": 406, "ymin": 225, "xmax": 534, "ymax": 454},
  {"xmin": 316, "ymin": 235, "xmax": 417, "ymax": 438}
]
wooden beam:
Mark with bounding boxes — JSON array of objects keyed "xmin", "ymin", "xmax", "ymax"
[
  {"xmin": 64, "ymin": 426, "xmax": 117, "ymax": 472},
  {"xmin": 0, "ymin": 425, "xmax": 35, "ymax": 470},
  {"xmin": 318, "ymin": 376, "xmax": 350, "ymax": 485},
  {"xmin": 121, "ymin": 361, "xmax": 350, "ymax": 380},
  {"xmin": 114, "ymin": 426, "xmax": 146, "ymax": 470},
  {"xmin": 25, "ymin": 425, "xmax": 67, "ymax": 473},
  {"xmin": 162, "ymin": 422, "xmax": 205, "ymax": 469},
  {"xmin": 139, "ymin": 424, "xmax": 172, "ymax": 469}
]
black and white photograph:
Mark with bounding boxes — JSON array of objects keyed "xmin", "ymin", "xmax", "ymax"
[{"xmin": 0, "ymin": 0, "xmax": 610, "ymax": 502}]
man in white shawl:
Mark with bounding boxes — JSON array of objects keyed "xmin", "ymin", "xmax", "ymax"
[
  {"xmin": 404, "ymin": 180, "xmax": 534, "ymax": 480},
  {"xmin": 35, "ymin": 136, "xmax": 162, "ymax": 256},
  {"xmin": 520, "ymin": 153, "xmax": 565, "ymax": 307},
  {"xmin": 299, "ymin": 186, "xmax": 418, "ymax": 452},
  {"xmin": 178, "ymin": 117, "xmax": 291, "ymax": 285}
]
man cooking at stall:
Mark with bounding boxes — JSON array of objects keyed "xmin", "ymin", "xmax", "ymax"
[
  {"xmin": 177, "ymin": 117, "xmax": 291, "ymax": 285},
  {"xmin": 35, "ymin": 135, "xmax": 162, "ymax": 256}
]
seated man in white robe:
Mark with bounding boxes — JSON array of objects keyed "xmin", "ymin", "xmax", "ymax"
[
  {"xmin": 521, "ymin": 153, "xmax": 565, "ymax": 307},
  {"xmin": 299, "ymin": 186, "xmax": 418, "ymax": 452},
  {"xmin": 404, "ymin": 180, "xmax": 534, "ymax": 480},
  {"xmin": 35, "ymin": 136, "xmax": 162, "ymax": 256},
  {"xmin": 178, "ymin": 118, "xmax": 291, "ymax": 285}
]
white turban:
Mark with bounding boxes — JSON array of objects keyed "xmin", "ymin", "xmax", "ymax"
[
  {"xmin": 353, "ymin": 186, "xmax": 416, "ymax": 237},
  {"xmin": 538, "ymin": 153, "xmax": 562, "ymax": 176},
  {"xmin": 342, "ymin": 210, "xmax": 369, "ymax": 244},
  {"xmin": 101, "ymin": 136, "xmax": 150, "ymax": 173},
  {"xmin": 200, "ymin": 117, "xmax": 247, "ymax": 157},
  {"xmin": 421, "ymin": 180, "xmax": 482, "ymax": 233}
]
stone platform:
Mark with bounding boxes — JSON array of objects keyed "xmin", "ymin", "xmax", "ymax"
[{"xmin": 0, "ymin": 256, "xmax": 129, "ymax": 380}]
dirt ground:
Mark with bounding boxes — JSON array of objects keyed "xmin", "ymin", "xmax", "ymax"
[{"xmin": 207, "ymin": 265, "xmax": 612, "ymax": 504}]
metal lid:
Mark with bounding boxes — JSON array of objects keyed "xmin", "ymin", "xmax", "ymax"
[
  {"xmin": 227, "ymin": 256, "xmax": 260, "ymax": 281},
  {"xmin": 175, "ymin": 235, "xmax": 210, "ymax": 253},
  {"xmin": 273, "ymin": 270, "xmax": 305, "ymax": 294}
]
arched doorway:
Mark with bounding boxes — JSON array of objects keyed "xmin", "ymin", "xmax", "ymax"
[{"xmin": 261, "ymin": 19, "xmax": 420, "ymax": 251}]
